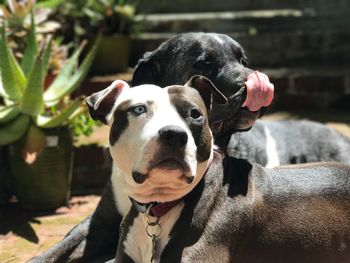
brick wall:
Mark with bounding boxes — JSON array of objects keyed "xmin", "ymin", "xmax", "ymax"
[
  {"xmin": 265, "ymin": 68, "xmax": 350, "ymax": 110},
  {"xmin": 128, "ymin": 0, "xmax": 350, "ymax": 111}
]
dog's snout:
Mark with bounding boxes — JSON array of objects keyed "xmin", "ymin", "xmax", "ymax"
[{"xmin": 159, "ymin": 125, "xmax": 188, "ymax": 148}]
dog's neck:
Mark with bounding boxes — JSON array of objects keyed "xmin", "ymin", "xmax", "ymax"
[
  {"xmin": 129, "ymin": 198, "xmax": 183, "ymax": 218},
  {"xmin": 118, "ymin": 150, "xmax": 225, "ymax": 263}
]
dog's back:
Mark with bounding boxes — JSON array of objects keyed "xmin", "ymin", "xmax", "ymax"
[
  {"xmin": 169, "ymin": 158, "xmax": 350, "ymax": 263},
  {"xmin": 245, "ymin": 162, "xmax": 350, "ymax": 263},
  {"xmin": 228, "ymin": 120, "xmax": 350, "ymax": 167}
]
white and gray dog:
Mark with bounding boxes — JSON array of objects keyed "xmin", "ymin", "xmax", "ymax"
[
  {"xmin": 32, "ymin": 33, "xmax": 350, "ymax": 263},
  {"xmin": 87, "ymin": 76, "xmax": 349, "ymax": 262},
  {"xmin": 35, "ymin": 76, "xmax": 350, "ymax": 263}
]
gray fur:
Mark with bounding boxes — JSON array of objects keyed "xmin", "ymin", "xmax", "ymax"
[
  {"xmin": 228, "ymin": 120, "xmax": 350, "ymax": 165},
  {"xmin": 114, "ymin": 84, "xmax": 350, "ymax": 262},
  {"xmin": 118, "ymin": 155, "xmax": 350, "ymax": 263}
]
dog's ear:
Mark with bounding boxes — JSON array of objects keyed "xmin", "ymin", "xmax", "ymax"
[
  {"xmin": 132, "ymin": 52, "xmax": 162, "ymax": 86},
  {"xmin": 85, "ymin": 80, "xmax": 129, "ymax": 125},
  {"xmin": 186, "ymin": 75, "xmax": 227, "ymax": 111}
]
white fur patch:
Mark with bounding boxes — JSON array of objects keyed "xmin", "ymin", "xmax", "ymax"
[
  {"xmin": 123, "ymin": 202, "xmax": 184, "ymax": 263},
  {"xmin": 209, "ymin": 33, "xmax": 224, "ymax": 45},
  {"xmin": 264, "ymin": 126, "xmax": 280, "ymax": 168},
  {"xmin": 111, "ymin": 163, "xmax": 132, "ymax": 216}
]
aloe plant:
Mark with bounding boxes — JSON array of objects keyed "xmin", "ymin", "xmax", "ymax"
[{"xmin": 0, "ymin": 14, "xmax": 97, "ymax": 155}]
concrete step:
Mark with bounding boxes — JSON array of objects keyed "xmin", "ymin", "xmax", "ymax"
[
  {"xmin": 133, "ymin": 0, "xmax": 350, "ymax": 14},
  {"xmin": 134, "ymin": 10, "xmax": 350, "ymax": 34},
  {"xmin": 131, "ymin": 9, "xmax": 350, "ymax": 68},
  {"xmin": 130, "ymin": 30, "xmax": 350, "ymax": 68}
]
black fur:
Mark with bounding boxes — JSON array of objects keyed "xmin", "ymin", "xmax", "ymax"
[{"xmin": 132, "ymin": 32, "xmax": 260, "ymax": 136}]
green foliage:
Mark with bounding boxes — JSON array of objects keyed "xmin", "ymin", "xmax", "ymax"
[
  {"xmin": 20, "ymin": 14, "xmax": 38, "ymax": 76},
  {"xmin": 0, "ymin": 0, "xmax": 61, "ymax": 72},
  {"xmin": 0, "ymin": 14, "xmax": 97, "ymax": 147},
  {"xmin": 20, "ymin": 48, "xmax": 45, "ymax": 116},
  {"xmin": 0, "ymin": 114, "xmax": 30, "ymax": 145},
  {"xmin": 49, "ymin": 0, "xmax": 141, "ymax": 43},
  {"xmin": 0, "ymin": 26, "xmax": 24, "ymax": 100},
  {"xmin": 68, "ymin": 111, "xmax": 97, "ymax": 140}
]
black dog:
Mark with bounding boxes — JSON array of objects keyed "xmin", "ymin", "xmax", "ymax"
[
  {"xmin": 32, "ymin": 33, "xmax": 349, "ymax": 262},
  {"xmin": 132, "ymin": 32, "xmax": 274, "ymax": 143}
]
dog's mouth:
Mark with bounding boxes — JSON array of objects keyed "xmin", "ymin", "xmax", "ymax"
[
  {"xmin": 150, "ymin": 157, "xmax": 190, "ymax": 173},
  {"xmin": 154, "ymin": 158, "xmax": 185, "ymax": 171},
  {"xmin": 132, "ymin": 156, "xmax": 192, "ymax": 185}
]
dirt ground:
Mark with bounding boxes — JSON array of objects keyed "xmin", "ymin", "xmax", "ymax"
[{"xmin": 0, "ymin": 110, "xmax": 349, "ymax": 262}]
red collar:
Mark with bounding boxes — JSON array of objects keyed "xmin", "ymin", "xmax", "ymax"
[{"xmin": 130, "ymin": 198, "xmax": 182, "ymax": 218}]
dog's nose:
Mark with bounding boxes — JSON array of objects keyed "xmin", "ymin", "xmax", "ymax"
[{"xmin": 159, "ymin": 125, "xmax": 188, "ymax": 148}]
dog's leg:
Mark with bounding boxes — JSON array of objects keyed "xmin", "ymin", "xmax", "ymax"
[{"xmin": 30, "ymin": 182, "xmax": 122, "ymax": 263}]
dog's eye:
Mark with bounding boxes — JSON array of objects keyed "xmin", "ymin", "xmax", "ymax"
[
  {"xmin": 240, "ymin": 57, "xmax": 248, "ymax": 66},
  {"xmin": 132, "ymin": 105, "xmax": 147, "ymax": 115},
  {"xmin": 194, "ymin": 59, "xmax": 212, "ymax": 68},
  {"xmin": 190, "ymin": 108, "xmax": 203, "ymax": 119}
]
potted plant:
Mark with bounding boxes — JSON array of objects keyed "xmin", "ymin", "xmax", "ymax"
[
  {"xmin": 0, "ymin": 0, "xmax": 61, "ymax": 59},
  {"xmin": 0, "ymin": 14, "xmax": 97, "ymax": 210},
  {"xmin": 50, "ymin": 0, "xmax": 139, "ymax": 75}
]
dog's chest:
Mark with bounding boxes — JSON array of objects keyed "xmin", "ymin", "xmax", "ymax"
[{"xmin": 123, "ymin": 203, "xmax": 184, "ymax": 263}]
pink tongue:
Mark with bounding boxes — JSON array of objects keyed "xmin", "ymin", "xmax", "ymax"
[{"xmin": 242, "ymin": 71, "xmax": 274, "ymax": 112}]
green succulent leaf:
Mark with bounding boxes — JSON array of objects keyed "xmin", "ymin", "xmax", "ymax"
[
  {"xmin": 42, "ymin": 37, "xmax": 52, "ymax": 78},
  {"xmin": 36, "ymin": 0, "xmax": 65, "ymax": 8},
  {"xmin": 20, "ymin": 14, "xmax": 38, "ymax": 77},
  {"xmin": 0, "ymin": 75, "xmax": 6, "ymax": 98},
  {"xmin": 20, "ymin": 53, "xmax": 44, "ymax": 116},
  {"xmin": 43, "ymin": 45, "xmax": 83, "ymax": 102},
  {"xmin": 8, "ymin": 49, "xmax": 27, "ymax": 90},
  {"xmin": 0, "ymin": 114, "xmax": 30, "ymax": 145},
  {"xmin": 36, "ymin": 99, "xmax": 81, "ymax": 128},
  {"xmin": 0, "ymin": 25, "xmax": 24, "ymax": 100},
  {"xmin": 44, "ymin": 40, "xmax": 98, "ymax": 105},
  {"xmin": 0, "ymin": 105, "xmax": 20, "ymax": 124}
]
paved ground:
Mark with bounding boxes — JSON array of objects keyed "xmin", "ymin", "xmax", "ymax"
[
  {"xmin": 0, "ymin": 110, "xmax": 349, "ymax": 262},
  {"xmin": 0, "ymin": 196, "xmax": 100, "ymax": 263}
]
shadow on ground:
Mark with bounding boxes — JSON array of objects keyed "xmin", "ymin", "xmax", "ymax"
[
  {"xmin": 0, "ymin": 204, "xmax": 42, "ymax": 244},
  {"xmin": 0, "ymin": 196, "xmax": 100, "ymax": 263}
]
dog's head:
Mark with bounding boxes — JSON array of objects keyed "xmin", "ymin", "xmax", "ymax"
[
  {"xmin": 86, "ymin": 76, "xmax": 227, "ymax": 203},
  {"xmin": 132, "ymin": 33, "xmax": 274, "ymax": 140}
]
